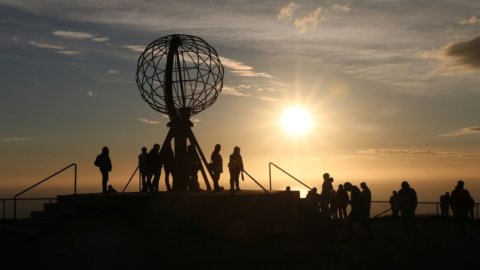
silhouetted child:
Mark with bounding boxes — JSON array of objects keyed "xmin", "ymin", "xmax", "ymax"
[
  {"xmin": 94, "ymin": 146, "xmax": 112, "ymax": 193},
  {"xmin": 398, "ymin": 181, "xmax": 417, "ymax": 237},
  {"xmin": 228, "ymin": 146, "xmax": 243, "ymax": 191},
  {"xmin": 450, "ymin": 180, "xmax": 474, "ymax": 237},
  {"xmin": 440, "ymin": 192, "xmax": 450, "ymax": 218},
  {"xmin": 389, "ymin": 191, "xmax": 400, "ymax": 217},
  {"xmin": 138, "ymin": 147, "xmax": 148, "ymax": 192}
]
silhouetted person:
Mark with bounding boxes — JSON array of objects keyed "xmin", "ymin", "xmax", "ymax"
[
  {"xmin": 285, "ymin": 186, "xmax": 291, "ymax": 192},
  {"xmin": 336, "ymin": 184, "xmax": 349, "ymax": 220},
  {"xmin": 210, "ymin": 144, "xmax": 223, "ymax": 191},
  {"xmin": 330, "ymin": 190, "xmax": 338, "ymax": 219},
  {"xmin": 360, "ymin": 182, "xmax": 372, "ymax": 218},
  {"xmin": 138, "ymin": 147, "xmax": 148, "ymax": 192},
  {"xmin": 389, "ymin": 191, "xmax": 400, "ymax": 217},
  {"xmin": 228, "ymin": 146, "xmax": 243, "ymax": 191},
  {"xmin": 161, "ymin": 143, "xmax": 174, "ymax": 191},
  {"xmin": 450, "ymin": 180, "xmax": 474, "ymax": 237},
  {"xmin": 440, "ymin": 192, "xmax": 450, "ymax": 218},
  {"xmin": 186, "ymin": 144, "xmax": 201, "ymax": 191},
  {"xmin": 343, "ymin": 182, "xmax": 374, "ymax": 242},
  {"xmin": 320, "ymin": 173, "xmax": 333, "ymax": 212},
  {"xmin": 306, "ymin": 187, "xmax": 320, "ymax": 212},
  {"xmin": 398, "ymin": 181, "xmax": 417, "ymax": 237},
  {"xmin": 107, "ymin": 185, "xmax": 117, "ymax": 193},
  {"xmin": 94, "ymin": 146, "xmax": 112, "ymax": 193},
  {"xmin": 147, "ymin": 143, "xmax": 162, "ymax": 192}
]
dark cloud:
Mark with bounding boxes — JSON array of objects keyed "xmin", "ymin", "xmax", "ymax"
[{"xmin": 444, "ymin": 36, "xmax": 480, "ymax": 69}]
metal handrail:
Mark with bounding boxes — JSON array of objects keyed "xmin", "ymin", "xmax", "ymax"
[
  {"xmin": 268, "ymin": 162, "xmax": 311, "ymax": 191},
  {"xmin": 242, "ymin": 169, "xmax": 269, "ymax": 193},
  {"xmin": 13, "ymin": 163, "xmax": 77, "ymax": 219},
  {"xmin": 122, "ymin": 166, "xmax": 140, "ymax": 193}
]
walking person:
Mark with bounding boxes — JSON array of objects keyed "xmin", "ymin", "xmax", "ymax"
[
  {"xmin": 398, "ymin": 181, "xmax": 417, "ymax": 237},
  {"xmin": 94, "ymin": 146, "xmax": 112, "ymax": 193},
  {"xmin": 138, "ymin": 147, "xmax": 149, "ymax": 192},
  {"xmin": 210, "ymin": 144, "xmax": 223, "ymax": 191},
  {"xmin": 161, "ymin": 143, "xmax": 174, "ymax": 191},
  {"xmin": 228, "ymin": 146, "xmax": 244, "ymax": 191},
  {"xmin": 450, "ymin": 180, "xmax": 474, "ymax": 237}
]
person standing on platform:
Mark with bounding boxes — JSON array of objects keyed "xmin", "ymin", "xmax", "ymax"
[
  {"xmin": 360, "ymin": 182, "xmax": 372, "ymax": 219},
  {"xmin": 147, "ymin": 143, "xmax": 162, "ymax": 192},
  {"xmin": 210, "ymin": 144, "xmax": 223, "ymax": 191},
  {"xmin": 228, "ymin": 146, "xmax": 244, "ymax": 191},
  {"xmin": 398, "ymin": 181, "xmax": 417, "ymax": 237},
  {"xmin": 450, "ymin": 180, "xmax": 474, "ymax": 237},
  {"xmin": 186, "ymin": 144, "xmax": 201, "ymax": 191},
  {"xmin": 94, "ymin": 146, "xmax": 112, "ymax": 193},
  {"xmin": 161, "ymin": 143, "xmax": 174, "ymax": 191},
  {"xmin": 336, "ymin": 184, "xmax": 349, "ymax": 220},
  {"xmin": 389, "ymin": 191, "xmax": 400, "ymax": 217},
  {"xmin": 343, "ymin": 182, "xmax": 374, "ymax": 242},
  {"xmin": 440, "ymin": 192, "xmax": 450, "ymax": 218},
  {"xmin": 138, "ymin": 147, "xmax": 148, "ymax": 192}
]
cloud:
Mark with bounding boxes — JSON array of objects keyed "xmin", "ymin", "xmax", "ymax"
[
  {"xmin": 219, "ymin": 56, "xmax": 273, "ymax": 78},
  {"xmin": 57, "ymin": 50, "xmax": 82, "ymax": 55},
  {"xmin": 138, "ymin": 118, "xmax": 160, "ymax": 125},
  {"xmin": 87, "ymin": 91, "xmax": 93, "ymax": 96},
  {"xmin": 91, "ymin": 36, "xmax": 110, "ymax": 42},
  {"xmin": 357, "ymin": 148, "xmax": 480, "ymax": 159},
  {"xmin": 107, "ymin": 69, "xmax": 120, "ymax": 74},
  {"xmin": 442, "ymin": 127, "xmax": 480, "ymax": 136},
  {"xmin": 294, "ymin": 7, "xmax": 324, "ymax": 34},
  {"xmin": 419, "ymin": 36, "xmax": 480, "ymax": 73},
  {"xmin": 28, "ymin": 41, "xmax": 64, "ymax": 50},
  {"xmin": 0, "ymin": 137, "xmax": 31, "ymax": 143},
  {"xmin": 458, "ymin": 15, "xmax": 480, "ymax": 25},
  {"xmin": 221, "ymin": 86, "xmax": 250, "ymax": 97},
  {"xmin": 277, "ymin": 2, "xmax": 298, "ymax": 22},
  {"xmin": 53, "ymin": 30, "xmax": 95, "ymax": 39},
  {"xmin": 331, "ymin": 3, "xmax": 351, "ymax": 13},
  {"xmin": 123, "ymin": 45, "xmax": 145, "ymax": 53}
]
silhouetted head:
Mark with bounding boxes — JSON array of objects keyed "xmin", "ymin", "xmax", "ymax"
[
  {"xmin": 141, "ymin": 147, "xmax": 147, "ymax": 153},
  {"xmin": 360, "ymin": 182, "xmax": 367, "ymax": 189},
  {"xmin": 233, "ymin": 146, "xmax": 240, "ymax": 155},
  {"xmin": 285, "ymin": 186, "xmax": 291, "ymax": 191},
  {"xmin": 329, "ymin": 177, "xmax": 334, "ymax": 183},
  {"xmin": 401, "ymin": 181, "xmax": 409, "ymax": 189},
  {"xmin": 323, "ymin": 173, "xmax": 330, "ymax": 180},
  {"xmin": 312, "ymin": 187, "xmax": 317, "ymax": 193},
  {"xmin": 393, "ymin": 191, "xmax": 397, "ymax": 195},
  {"xmin": 102, "ymin": 146, "xmax": 109, "ymax": 154},
  {"xmin": 214, "ymin": 144, "xmax": 221, "ymax": 151},
  {"xmin": 457, "ymin": 180, "xmax": 464, "ymax": 189},
  {"xmin": 153, "ymin": 143, "xmax": 160, "ymax": 152},
  {"xmin": 344, "ymin": 182, "xmax": 353, "ymax": 191},
  {"xmin": 338, "ymin": 184, "xmax": 343, "ymax": 190}
]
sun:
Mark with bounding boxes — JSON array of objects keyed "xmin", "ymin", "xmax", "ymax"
[{"xmin": 280, "ymin": 106, "xmax": 314, "ymax": 136}]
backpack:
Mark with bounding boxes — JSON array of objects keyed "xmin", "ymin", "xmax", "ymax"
[{"xmin": 94, "ymin": 155, "xmax": 100, "ymax": 167}]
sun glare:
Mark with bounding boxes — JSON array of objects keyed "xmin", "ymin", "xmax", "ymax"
[{"xmin": 280, "ymin": 106, "xmax": 314, "ymax": 136}]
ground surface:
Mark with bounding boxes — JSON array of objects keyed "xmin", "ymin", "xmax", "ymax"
[{"xmin": 1, "ymin": 217, "xmax": 479, "ymax": 269}]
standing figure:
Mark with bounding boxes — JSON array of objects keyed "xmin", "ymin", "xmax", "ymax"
[
  {"xmin": 147, "ymin": 143, "xmax": 162, "ymax": 192},
  {"xmin": 138, "ymin": 147, "xmax": 149, "ymax": 192},
  {"xmin": 336, "ymin": 184, "xmax": 349, "ymax": 220},
  {"xmin": 161, "ymin": 143, "xmax": 174, "ymax": 191},
  {"xmin": 450, "ymin": 180, "xmax": 474, "ymax": 237},
  {"xmin": 330, "ymin": 190, "xmax": 338, "ymax": 219},
  {"xmin": 94, "ymin": 146, "xmax": 112, "ymax": 193},
  {"xmin": 210, "ymin": 144, "xmax": 223, "ymax": 191},
  {"xmin": 186, "ymin": 144, "xmax": 201, "ymax": 191},
  {"xmin": 228, "ymin": 146, "xmax": 244, "ymax": 191},
  {"xmin": 440, "ymin": 192, "xmax": 450, "ymax": 218},
  {"xmin": 389, "ymin": 191, "xmax": 400, "ymax": 217},
  {"xmin": 398, "ymin": 181, "xmax": 417, "ymax": 237},
  {"xmin": 343, "ymin": 182, "xmax": 374, "ymax": 242},
  {"xmin": 360, "ymin": 182, "xmax": 372, "ymax": 219},
  {"xmin": 320, "ymin": 173, "xmax": 333, "ymax": 212}
]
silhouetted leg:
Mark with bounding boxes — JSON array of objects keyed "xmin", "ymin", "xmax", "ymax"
[
  {"xmin": 146, "ymin": 173, "xmax": 153, "ymax": 192},
  {"xmin": 101, "ymin": 171, "xmax": 108, "ymax": 193},
  {"xmin": 212, "ymin": 171, "xmax": 220, "ymax": 191},
  {"xmin": 165, "ymin": 169, "xmax": 172, "ymax": 191},
  {"xmin": 233, "ymin": 170, "xmax": 240, "ymax": 191},
  {"xmin": 140, "ymin": 172, "xmax": 148, "ymax": 192},
  {"xmin": 229, "ymin": 169, "xmax": 235, "ymax": 191},
  {"xmin": 152, "ymin": 172, "xmax": 160, "ymax": 192}
]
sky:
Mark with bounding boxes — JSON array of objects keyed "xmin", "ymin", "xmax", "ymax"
[{"xmin": 1, "ymin": 0, "xmax": 479, "ymax": 201}]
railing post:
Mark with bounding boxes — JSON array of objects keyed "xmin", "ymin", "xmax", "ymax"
[
  {"xmin": 269, "ymin": 163, "xmax": 272, "ymax": 191},
  {"xmin": 74, "ymin": 163, "xmax": 77, "ymax": 195}
]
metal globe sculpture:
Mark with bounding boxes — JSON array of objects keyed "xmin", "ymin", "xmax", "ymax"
[
  {"xmin": 135, "ymin": 34, "xmax": 224, "ymax": 192},
  {"xmin": 136, "ymin": 34, "xmax": 224, "ymax": 116}
]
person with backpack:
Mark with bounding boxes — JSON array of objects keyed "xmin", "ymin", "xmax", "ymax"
[{"xmin": 94, "ymin": 146, "xmax": 112, "ymax": 193}]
